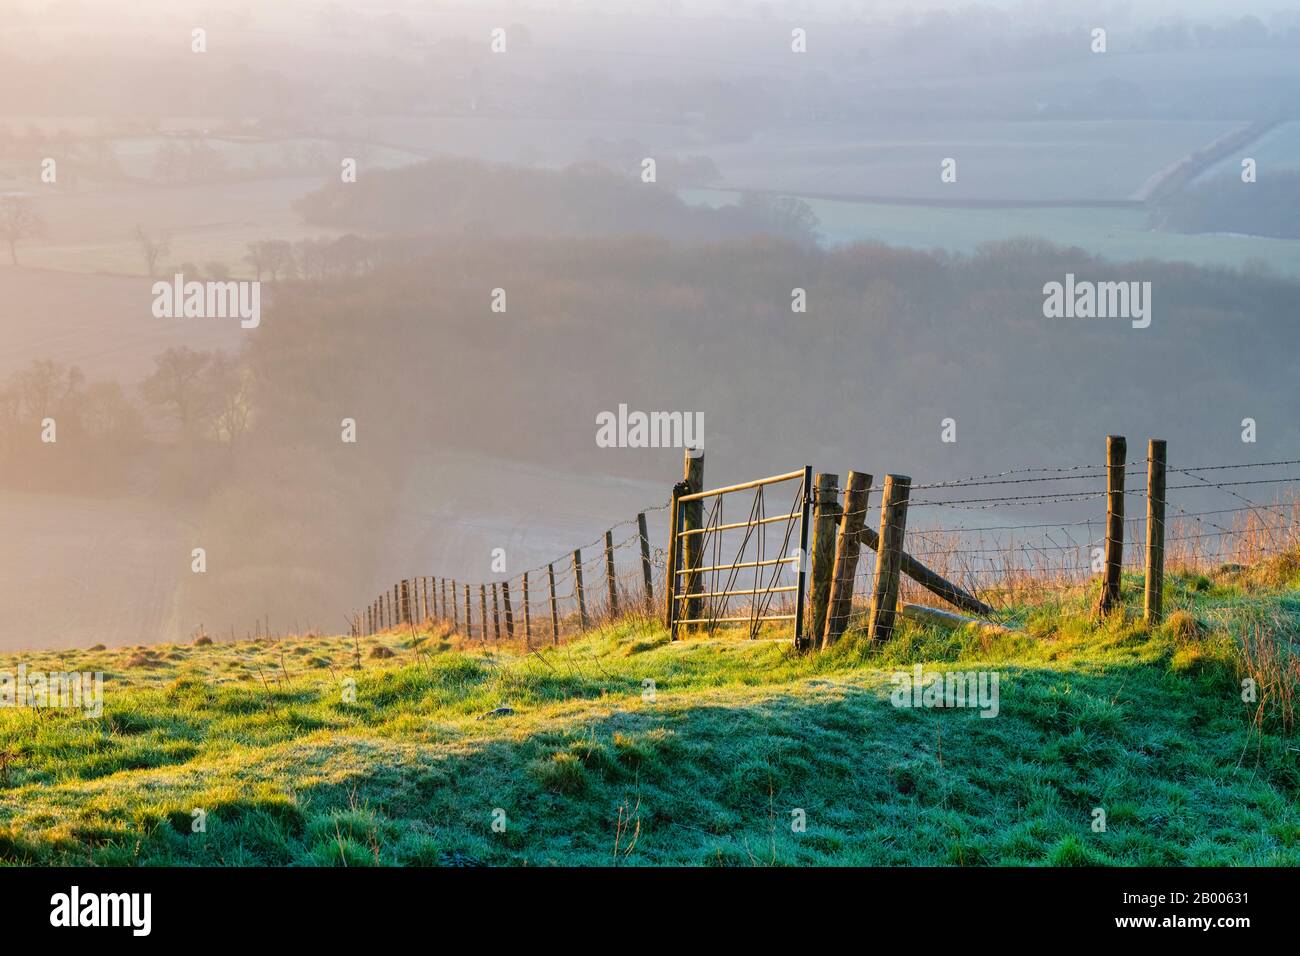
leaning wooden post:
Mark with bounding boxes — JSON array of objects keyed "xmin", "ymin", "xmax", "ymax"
[
  {"xmin": 867, "ymin": 475, "xmax": 912, "ymax": 641},
  {"xmin": 502, "ymin": 581, "xmax": 515, "ymax": 638},
  {"xmin": 637, "ymin": 512, "xmax": 654, "ymax": 612},
  {"xmin": 547, "ymin": 563, "xmax": 560, "ymax": 644},
  {"xmin": 604, "ymin": 530, "xmax": 619, "ymax": 619},
  {"xmin": 1144, "ymin": 438, "xmax": 1167, "ymax": 625},
  {"xmin": 522, "ymin": 572, "xmax": 532, "ymax": 647},
  {"xmin": 682, "ymin": 448, "xmax": 705, "ymax": 629},
  {"xmin": 822, "ymin": 471, "xmax": 873, "ymax": 648},
  {"xmin": 573, "ymin": 549, "xmax": 589, "ymax": 630},
  {"xmin": 1098, "ymin": 435, "xmax": 1126, "ymax": 617},
  {"xmin": 807, "ymin": 472, "xmax": 841, "ymax": 647},
  {"xmin": 664, "ymin": 481, "xmax": 685, "ymax": 630}
]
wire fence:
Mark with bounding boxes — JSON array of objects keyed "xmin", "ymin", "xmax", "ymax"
[{"xmin": 354, "ymin": 445, "xmax": 1300, "ymax": 648}]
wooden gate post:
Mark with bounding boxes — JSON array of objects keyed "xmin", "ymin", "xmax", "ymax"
[
  {"xmin": 522, "ymin": 572, "xmax": 532, "ymax": 647},
  {"xmin": 637, "ymin": 512, "xmax": 654, "ymax": 613},
  {"xmin": 867, "ymin": 474, "xmax": 912, "ymax": 641},
  {"xmin": 604, "ymin": 530, "xmax": 619, "ymax": 619},
  {"xmin": 682, "ymin": 449, "xmax": 705, "ymax": 629},
  {"xmin": 664, "ymin": 481, "xmax": 685, "ymax": 630},
  {"xmin": 573, "ymin": 549, "xmax": 589, "ymax": 630},
  {"xmin": 502, "ymin": 581, "xmax": 515, "ymax": 638},
  {"xmin": 1098, "ymin": 435, "xmax": 1127, "ymax": 617},
  {"xmin": 1144, "ymin": 438, "xmax": 1167, "ymax": 625},
  {"xmin": 822, "ymin": 470, "xmax": 873, "ymax": 648},
  {"xmin": 808, "ymin": 472, "xmax": 841, "ymax": 646},
  {"xmin": 548, "ymin": 563, "xmax": 560, "ymax": 644}
]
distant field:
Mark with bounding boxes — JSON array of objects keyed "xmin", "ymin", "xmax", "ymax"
[
  {"xmin": 0, "ymin": 490, "xmax": 191, "ymax": 651},
  {"xmin": 106, "ymin": 136, "xmax": 426, "ymax": 180},
  {"xmin": 683, "ymin": 189, "xmax": 1300, "ymax": 278},
  {"xmin": 1195, "ymin": 120, "xmax": 1300, "ymax": 183},
  {"xmin": 315, "ymin": 115, "xmax": 709, "ymax": 169},
  {"xmin": 0, "ymin": 268, "xmax": 243, "ymax": 381},
  {"xmin": 4, "ymin": 177, "xmax": 349, "ymax": 277},
  {"xmin": 678, "ymin": 121, "xmax": 1242, "ymax": 202}
]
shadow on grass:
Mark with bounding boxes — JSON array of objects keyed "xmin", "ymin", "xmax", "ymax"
[{"xmin": 7, "ymin": 644, "xmax": 1295, "ymax": 867}]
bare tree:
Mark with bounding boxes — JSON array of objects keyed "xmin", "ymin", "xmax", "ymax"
[
  {"xmin": 0, "ymin": 196, "xmax": 44, "ymax": 266},
  {"xmin": 134, "ymin": 225, "xmax": 172, "ymax": 278},
  {"xmin": 244, "ymin": 239, "xmax": 295, "ymax": 281},
  {"xmin": 12, "ymin": 359, "xmax": 84, "ymax": 420},
  {"xmin": 141, "ymin": 347, "xmax": 217, "ymax": 437},
  {"xmin": 207, "ymin": 353, "xmax": 254, "ymax": 454}
]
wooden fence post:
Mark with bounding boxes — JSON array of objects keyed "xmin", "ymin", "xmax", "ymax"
[
  {"xmin": 822, "ymin": 470, "xmax": 872, "ymax": 648},
  {"xmin": 425, "ymin": 577, "xmax": 433, "ymax": 621},
  {"xmin": 807, "ymin": 472, "xmax": 841, "ymax": 646},
  {"xmin": 441, "ymin": 578, "xmax": 448, "ymax": 624},
  {"xmin": 682, "ymin": 449, "xmax": 705, "ymax": 629},
  {"xmin": 502, "ymin": 581, "xmax": 515, "ymax": 638},
  {"xmin": 638, "ymin": 512, "xmax": 654, "ymax": 612},
  {"xmin": 664, "ymin": 481, "xmax": 685, "ymax": 630},
  {"xmin": 393, "ymin": 584, "xmax": 401, "ymax": 625},
  {"xmin": 464, "ymin": 583, "xmax": 472, "ymax": 638},
  {"xmin": 522, "ymin": 572, "xmax": 532, "ymax": 647},
  {"xmin": 573, "ymin": 549, "xmax": 589, "ymax": 630},
  {"xmin": 548, "ymin": 563, "xmax": 559, "ymax": 644},
  {"xmin": 1098, "ymin": 435, "xmax": 1126, "ymax": 617},
  {"xmin": 491, "ymin": 583, "xmax": 501, "ymax": 639},
  {"xmin": 1145, "ymin": 438, "xmax": 1167, "ymax": 625},
  {"xmin": 605, "ymin": 530, "xmax": 619, "ymax": 619},
  {"xmin": 480, "ymin": 585, "xmax": 489, "ymax": 641},
  {"xmin": 451, "ymin": 580, "xmax": 459, "ymax": 634},
  {"xmin": 867, "ymin": 474, "xmax": 912, "ymax": 641}
]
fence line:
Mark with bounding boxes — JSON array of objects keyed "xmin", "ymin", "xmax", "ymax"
[{"xmin": 351, "ymin": 438, "xmax": 1300, "ymax": 650}]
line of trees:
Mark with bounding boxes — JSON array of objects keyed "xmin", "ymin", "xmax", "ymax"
[{"xmin": 0, "ymin": 348, "xmax": 252, "ymax": 494}]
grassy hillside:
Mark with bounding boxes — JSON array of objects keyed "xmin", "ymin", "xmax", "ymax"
[{"xmin": 1, "ymin": 560, "xmax": 1297, "ymax": 867}]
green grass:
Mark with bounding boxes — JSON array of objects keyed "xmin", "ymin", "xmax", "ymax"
[{"xmin": 1, "ymin": 568, "xmax": 1297, "ymax": 867}]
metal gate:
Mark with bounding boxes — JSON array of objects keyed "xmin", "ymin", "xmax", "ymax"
[{"xmin": 666, "ymin": 467, "xmax": 813, "ymax": 647}]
